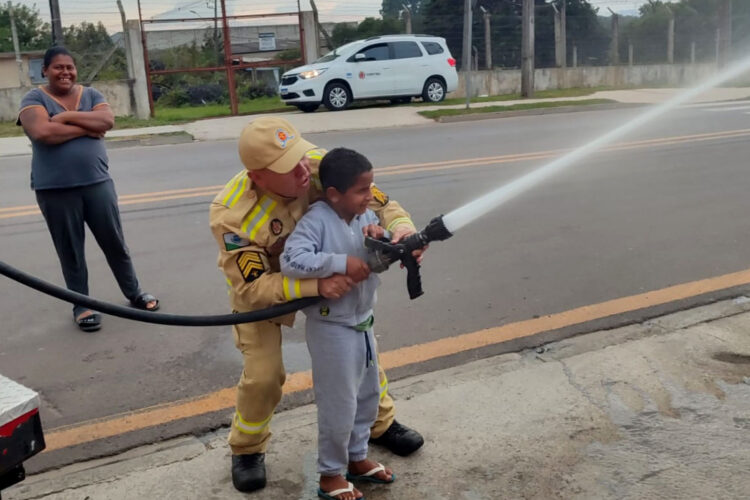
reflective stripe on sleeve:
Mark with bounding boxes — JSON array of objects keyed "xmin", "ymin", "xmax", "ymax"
[
  {"xmin": 305, "ymin": 149, "xmax": 323, "ymax": 160},
  {"xmin": 240, "ymin": 196, "xmax": 277, "ymax": 239},
  {"xmin": 282, "ymin": 276, "xmax": 303, "ymax": 301},
  {"xmin": 386, "ymin": 217, "xmax": 415, "ymax": 232},
  {"xmin": 227, "ymin": 175, "xmax": 248, "ymax": 208},
  {"xmin": 222, "ymin": 171, "xmax": 247, "ymax": 206},
  {"xmin": 234, "ymin": 410, "xmax": 272, "ymax": 435}
]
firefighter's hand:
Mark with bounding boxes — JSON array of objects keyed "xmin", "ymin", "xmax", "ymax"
[
  {"xmin": 318, "ymin": 275, "xmax": 354, "ymax": 299},
  {"xmin": 390, "ymin": 225, "xmax": 427, "ymax": 264},
  {"xmin": 362, "ymin": 224, "xmax": 385, "ymax": 239},
  {"xmin": 346, "ymin": 256, "xmax": 371, "ymax": 282}
]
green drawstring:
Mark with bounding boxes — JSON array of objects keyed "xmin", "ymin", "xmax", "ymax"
[{"xmin": 354, "ymin": 315, "xmax": 375, "ymax": 367}]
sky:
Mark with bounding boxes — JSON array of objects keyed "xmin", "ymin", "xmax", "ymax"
[{"xmin": 15, "ymin": 0, "xmax": 648, "ymax": 35}]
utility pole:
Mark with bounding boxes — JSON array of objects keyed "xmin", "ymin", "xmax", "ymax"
[
  {"xmin": 521, "ymin": 0, "xmax": 534, "ymax": 97},
  {"xmin": 609, "ymin": 8, "xmax": 619, "ymax": 65},
  {"xmin": 48, "ymin": 0, "xmax": 64, "ymax": 46},
  {"xmin": 628, "ymin": 41, "xmax": 634, "ymax": 66},
  {"xmin": 479, "ymin": 6, "xmax": 491, "ymax": 70},
  {"xmin": 310, "ymin": 0, "xmax": 334, "ymax": 52},
  {"xmin": 690, "ymin": 40, "xmax": 696, "ymax": 64},
  {"xmin": 219, "ymin": 0, "xmax": 238, "ymax": 115},
  {"xmin": 402, "ymin": 4, "xmax": 412, "ymax": 34},
  {"xmin": 462, "ymin": 0, "xmax": 473, "ymax": 108},
  {"xmin": 666, "ymin": 9, "xmax": 675, "ymax": 64},
  {"xmin": 717, "ymin": 0, "xmax": 732, "ymax": 68},
  {"xmin": 8, "ymin": 2, "xmax": 30, "ymax": 86},
  {"xmin": 560, "ymin": 0, "xmax": 566, "ymax": 68},
  {"xmin": 116, "ymin": 0, "xmax": 134, "ymax": 80}
]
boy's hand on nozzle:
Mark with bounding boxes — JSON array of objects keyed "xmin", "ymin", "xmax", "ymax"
[
  {"xmin": 362, "ymin": 224, "xmax": 385, "ymax": 239},
  {"xmin": 318, "ymin": 274, "xmax": 354, "ymax": 299},
  {"xmin": 346, "ymin": 256, "xmax": 371, "ymax": 282}
]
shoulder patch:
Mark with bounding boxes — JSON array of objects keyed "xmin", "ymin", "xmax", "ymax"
[
  {"xmin": 223, "ymin": 232, "xmax": 250, "ymax": 251},
  {"xmin": 237, "ymin": 251, "xmax": 266, "ymax": 283},
  {"xmin": 270, "ymin": 218, "xmax": 284, "ymax": 236},
  {"xmin": 371, "ymin": 185, "xmax": 389, "ymax": 206}
]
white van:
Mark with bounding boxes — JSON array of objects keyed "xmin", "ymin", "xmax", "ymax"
[{"xmin": 279, "ymin": 34, "xmax": 458, "ymax": 112}]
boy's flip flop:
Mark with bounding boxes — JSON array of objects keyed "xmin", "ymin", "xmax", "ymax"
[
  {"xmin": 317, "ymin": 481, "xmax": 363, "ymax": 500},
  {"xmin": 346, "ymin": 462, "xmax": 395, "ymax": 484}
]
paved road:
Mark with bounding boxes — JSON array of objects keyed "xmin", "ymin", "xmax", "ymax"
[{"xmin": 2, "ymin": 103, "xmax": 750, "ymax": 467}]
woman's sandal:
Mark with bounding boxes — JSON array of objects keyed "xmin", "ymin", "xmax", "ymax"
[
  {"xmin": 317, "ymin": 481, "xmax": 363, "ymax": 500},
  {"xmin": 346, "ymin": 462, "xmax": 395, "ymax": 484},
  {"xmin": 75, "ymin": 311, "xmax": 102, "ymax": 332},
  {"xmin": 130, "ymin": 292, "xmax": 160, "ymax": 311}
]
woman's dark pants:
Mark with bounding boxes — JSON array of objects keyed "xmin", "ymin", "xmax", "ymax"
[{"xmin": 35, "ymin": 179, "xmax": 141, "ymax": 317}]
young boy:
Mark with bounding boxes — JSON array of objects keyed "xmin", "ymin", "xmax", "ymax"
[{"xmin": 281, "ymin": 148, "xmax": 395, "ymax": 500}]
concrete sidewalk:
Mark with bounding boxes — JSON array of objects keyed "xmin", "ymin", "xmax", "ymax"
[
  {"xmin": 5, "ymin": 297, "xmax": 750, "ymax": 500},
  {"xmin": 3, "ymin": 87, "xmax": 750, "ymax": 157}
]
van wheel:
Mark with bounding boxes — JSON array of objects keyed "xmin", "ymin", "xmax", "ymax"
[
  {"xmin": 422, "ymin": 77, "xmax": 446, "ymax": 103},
  {"xmin": 323, "ymin": 83, "xmax": 351, "ymax": 111},
  {"xmin": 296, "ymin": 103, "xmax": 319, "ymax": 113}
]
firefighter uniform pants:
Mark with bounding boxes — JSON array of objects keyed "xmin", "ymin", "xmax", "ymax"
[{"xmin": 229, "ymin": 320, "xmax": 395, "ymax": 455}]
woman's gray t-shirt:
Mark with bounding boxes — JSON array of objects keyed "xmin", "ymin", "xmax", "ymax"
[{"xmin": 18, "ymin": 86, "xmax": 111, "ymax": 190}]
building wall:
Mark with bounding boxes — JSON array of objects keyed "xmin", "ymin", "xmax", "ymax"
[
  {"xmin": 0, "ymin": 59, "xmax": 22, "ymax": 89},
  {"xmin": 454, "ymin": 63, "xmax": 750, "ymax": 98},
  {"xmin": 0, "ymin": 81, "xmax": 132, "ymax": 121},
  {"xmin": 144, "ymin": 22, "xmax": 337, "ymax": 52}
]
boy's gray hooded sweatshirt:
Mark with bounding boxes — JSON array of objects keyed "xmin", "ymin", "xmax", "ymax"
[{"xmin": 281, "ymin": 201, "xmax": 380, "ymax": 325}]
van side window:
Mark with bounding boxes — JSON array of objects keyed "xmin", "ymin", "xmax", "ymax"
[
  {"xmin": 350, "ymin": 43, "xmax": 390, "ymax": 62},
  {"xmin": 421, "ymin": 41, "xmax": 445, "ymax": 55},
  {"xmin": 392, "ymin": 41, "xmax": 423, "ymax": 59}
]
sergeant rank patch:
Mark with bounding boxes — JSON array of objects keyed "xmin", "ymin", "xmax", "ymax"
[
  {"xmin": 371, "ymin": 185, "xmax": 389, "ymax": 206},
  {"xmin": 237, "ymin": 251, "xmax": 265, "ymax": 283}
]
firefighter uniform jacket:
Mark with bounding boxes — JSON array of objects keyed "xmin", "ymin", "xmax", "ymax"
[{"xmin": 209, "ymin": 149, "xmax": 416, "ymax": 322}]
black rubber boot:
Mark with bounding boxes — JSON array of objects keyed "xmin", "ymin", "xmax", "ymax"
[
  {"xmin": 231, "ymin": 453, "xmax": 267, "ymax": 492},
  {"xmin": 369, "ymin": 420, "xmax": 424, "ymax": 456}
]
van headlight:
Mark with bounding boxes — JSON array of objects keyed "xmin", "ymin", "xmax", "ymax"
[{"xmin": 299, "ymin": 69, "xmax": 327, "ymax": 79}]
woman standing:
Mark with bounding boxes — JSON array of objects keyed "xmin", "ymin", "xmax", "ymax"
[{"xmin": 17, "ymin": 46, "xmax": 159, "ymax": 332}]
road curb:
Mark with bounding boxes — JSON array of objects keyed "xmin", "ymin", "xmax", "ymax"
[
  {"xmin": 433, "ymin": 102, "xmax": 645, "ymax": 123},
  {"xmin": 105, "ymin": 131, "xmax": 194, "ymax": 149}
]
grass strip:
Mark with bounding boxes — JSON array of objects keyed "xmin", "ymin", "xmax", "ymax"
[{"xmin": 418, "ymin": 99, "xmax": 617, "ymax": 120}]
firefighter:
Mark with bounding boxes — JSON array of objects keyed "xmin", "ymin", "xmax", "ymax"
[{"xmin": 209, "ymin": 117, "xmax": 424, "ymax": 493}]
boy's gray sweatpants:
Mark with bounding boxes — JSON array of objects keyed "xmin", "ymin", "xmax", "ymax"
[{"xmin": 306, "ymin": 318, "xmax": 380, "ymax": 476}]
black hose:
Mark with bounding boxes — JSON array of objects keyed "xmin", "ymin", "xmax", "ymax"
[{"xmin": 0, "ymin": 260, "xmax": 319, "ymax": 326}]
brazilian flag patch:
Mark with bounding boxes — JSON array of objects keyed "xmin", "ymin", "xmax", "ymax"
[
  {"xmin": 237, "ymin": 251, "xmax": 265, "ymax": 283},
  {"xmin": 320, "ymin": 305, "xmax": 330, "ymax": 317}
]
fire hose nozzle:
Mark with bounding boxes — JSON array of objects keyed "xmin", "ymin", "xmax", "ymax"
[{"xmin": 364, "ymin": 215, "xmax": 453, "ymax": 299}]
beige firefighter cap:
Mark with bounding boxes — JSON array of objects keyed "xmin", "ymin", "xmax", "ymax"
[{"xmin": 237, "ymin": 117, "xmax": 315, "ymax": 174}]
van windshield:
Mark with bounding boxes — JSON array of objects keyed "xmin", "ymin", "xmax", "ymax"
[{"xmin": 314, "ymin": 42, "xmax": 358, "ymax": 63}]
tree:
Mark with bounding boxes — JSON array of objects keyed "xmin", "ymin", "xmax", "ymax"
[
  {"xmin": 422, "ymin": 0, "xmax": 608, "ymax": 69},
  {"xmin": 63, "ymin": 22, "xmax": 127, "ymax": 81},
  {"xmin": 0, "ymin": 2, "xmax": 50, "ymax": 52},
  {"xmin": 381, "ymin": 0, "xmax": 424, "ymax": 32},
  {"xmin": 621, "ymin": 0, "xmax": 750, "ymax": 64},
  {"xmin": 382, "ymin": 0, "xmax": 423, "ymax": 18},
  {"xmin": 330, "ymin": 17, "xmax": 404, "ymax": 48}
]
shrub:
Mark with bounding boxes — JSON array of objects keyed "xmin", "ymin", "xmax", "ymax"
[{"xmin": 186, "ymin": 83, "xmax": 225, "ymax": 105}]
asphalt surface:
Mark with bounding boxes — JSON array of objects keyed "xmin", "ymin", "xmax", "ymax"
[{"xmin": 2, "ymin": 103, "xmax": 750, "ymax": 468}]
